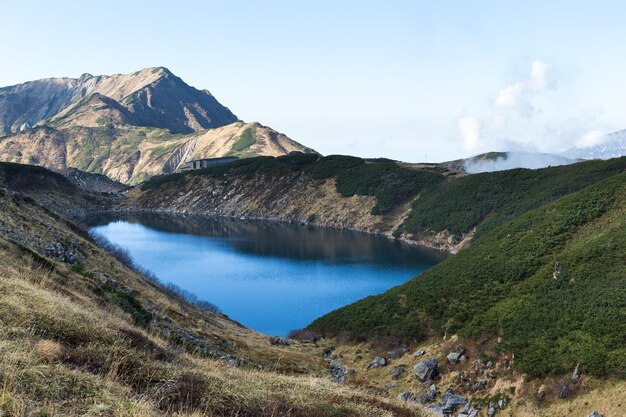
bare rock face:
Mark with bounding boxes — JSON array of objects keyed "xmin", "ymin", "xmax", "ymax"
[
  {"xmin": 0, "ymin": 68, "xmax": 317, "ymax": 184},
  {"xmin": 0, "ymin": 67, "xmax": 237, "ymax": 137}
]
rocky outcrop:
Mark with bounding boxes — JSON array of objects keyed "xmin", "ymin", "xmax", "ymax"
[
  {"xmin": 413, "ymin": 358, "xmax": 439, "ymax": 382},
  {"xmin": 0, "ymin": 67, "xmax": 236, "ymax": 137},
  {"xmin": 323, "ymin": 347, "xmax": 354, "ymax": 383},
  {"xmin": 367, "ymin": 356, "xmax": 387, "ymax": 368}
]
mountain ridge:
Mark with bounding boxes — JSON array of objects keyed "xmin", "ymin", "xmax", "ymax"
[
  {"xmin": 0, "ymin": 68, "xmax": 316, "ymax": 184},
  {"xmin": 0, "ymin": 66, "xmax": 238, "ymax": 135},
  {"xmin": 561, "ymin": 129, "xmax": 626, "ymax": 160}
]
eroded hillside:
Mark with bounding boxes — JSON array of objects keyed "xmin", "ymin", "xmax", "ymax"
[{"xmin": 0, "ymin": 68, "xmax": 316, "ymax": 184}]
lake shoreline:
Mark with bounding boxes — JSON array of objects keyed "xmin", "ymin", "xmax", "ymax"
[{"xmin": 88, "ymin": 213, "xmax": 446, "ymax": 336}]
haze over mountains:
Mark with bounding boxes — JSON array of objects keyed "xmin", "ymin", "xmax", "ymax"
[
  {"xmin": 561, "ymin": 129, "xmax": 626, "ymax": 160},
  {"xmin": 0, "ymin": 67, "xmax": 315, "ymax": 183},
  {"xmin": 1, "ymin": 67, "xmax": 625, "ymax": 184}
]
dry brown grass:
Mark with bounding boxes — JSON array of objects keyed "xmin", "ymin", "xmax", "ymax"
[
  {"xmin": 0, "ymin": 189, "xmax": 423, "ymax": 416},
  {"xmin": 34, "ymin": 339, "xmax": 64, "ymax": 364}
]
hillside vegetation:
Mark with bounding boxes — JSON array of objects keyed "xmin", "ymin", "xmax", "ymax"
[
  {"xmin": 0, "ymin": 164, "xmax": 421, "ymax": 416},
  {"xmin": 139, "ymin": 155, "xmax": 626, "ymax": 252},
  {"xmin": 397, "ymin": 157, "xmax": 626, "ymax": 240},
  {"xmin": 141, "ymin": 153, "xmax": 446, "ymax": 215},
  {"xmin": 309, "ymin": 171, "xmax": 626, "ymax": 378}
]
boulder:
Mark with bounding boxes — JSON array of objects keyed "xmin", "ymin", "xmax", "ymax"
[
  {"xmin": 458, "ymin": 403, "xmax": 480, "ymax": 417},
  {"xmin": 388, "ymin": 347, "xmax": 409, "ymax": 359},
  {"xmin": 587, "ymin": 412, "xmax": 603, "ymax": 417},
  {"xmin": 498, "ymin": 398, "xmax": 507, "ymax": 409},
  {"xmin": 447, "ymin": 351, "xmax": 462, "ymax": 364},
  {"xmin": 487, "ymin": 403, "xmax": 496, "ymax": 417},
  {"xmin": 269, "ymin": 336, "xmax": 289, "ymax": 346},
  {"xmin": 390, "ymin": 365, "xmax": 405, "ymax": 380},
  {"xmin": 329, "ymin": 358, "xmax": 349, "ymax": 382},
  {"xmin": 441, "ymin": 390, "xmax": 467, "ymax": 409},
  {"xmin": 367, "ymin": 356, "xmax": 387, "ymax": 368},
  {"xmin": 419, "ymin": 384, "xmax": 439, "ymax": 404},
  {"xmin": 474, "ymin": 378, "xmax": 488, "ymax": 391},
  {"xmin": 559, "ymin": 383, "xmax": 574, "ymax": 398},
  {"xmin": 397, "ymin": 391, "xmax": 417, "ymax": 402},
  {"xmin": 414, "ymin": 349, "xmax": 426, "ymax": 357},
  {"xmin": 414, "ymin": 358, "xmax": 438, "ymax": 381}
]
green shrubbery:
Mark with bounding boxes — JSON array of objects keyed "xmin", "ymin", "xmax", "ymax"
[
  {"xmin": 332, "ymin": 160, "xmax": 443, "ymax": 214},
  {"xmin": 399, "ymin": 157, "xmax": 626, "ymax": 238},
  {"xmin": 140, "ymin": 154, "xmax": 445, "ymax": 214},
  {"xmin": 309, "ymin": 173, "xmax": 626, "ymax": 377}
]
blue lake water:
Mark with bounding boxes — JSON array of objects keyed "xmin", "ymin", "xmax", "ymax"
[{"xmin": 87, "ymin": 214, "xmax": 447, "ymax": 336}]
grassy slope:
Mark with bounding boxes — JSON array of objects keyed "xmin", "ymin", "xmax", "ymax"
[
  {"xmin": 309, "ymin": 172, "xmax": 626, "ymax": 378},
  {"xmin": 0, "ymin": 165, "xmax": 421, "ymax": 416}
]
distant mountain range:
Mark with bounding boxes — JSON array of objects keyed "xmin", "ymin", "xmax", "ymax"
[
  {"xmin": 561, "ymin": 129, "xmax": 626, "ymax": 160},
  {"xmin": 453, "ymin": 130, "xmax": 626, "ymax": 173},
  {"xmin": 0, "ymin": 67, "xmax": 316, "ymax": 184}
]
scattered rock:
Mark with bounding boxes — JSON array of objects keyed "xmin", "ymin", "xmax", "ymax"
[
  {"xmin": 447, "ymin": 346, "xmax": 467, "ymax": 365},
  {"xmin": 367, "ymin": 356, "xmax": 387, "ymax": 368},
  {"xmin": 414, "ymin": 349, "xmax": 426, "ymax": 357},
  {"xmin": 419, "ymin": 384, "xmax": 439, "ymax": 404},
  {"xmin": 323, "ymin": 346, "xmax": 335, "ymax": 357},
  {"xmin": 390, "ymin": 365, "xmax": 405, "ymax": 380},
  {"xmin": 322, "ymin": 346, "xmax": 352, "ymax": 383},
  {"xmin": 447, "ymin": 351, "xmax": 465, "ymax": 365},
  {"xmin": 46, "ymin": 240, "xmax": 81, "ymax": 264},
  {"xmin": 536, "ymin": 385, "xmax": 547, "ymax": 400},
  {"xmin": 458, "ymin": 403, "xmax": 480, "ymax": 417},
  {"xmin": 474, "ymin": 378, "xmax": 488, "ymax": 391},
  {"xmin": 559, "ymin": 383, "xmax": 574, "ymax": 398},
  {"xmin": 382, "ymin": 383, "xmax": 397, "ymax": 390},
  {"xmin": 218, "ymin": 354, "xmax": 240, "ymax": 366},
  {"xmin": 427, "ymin": 390, "xmax": 468, "ymax": 416},
  {"xmin": 441, "ymin": 390, "xmax": 467, "ymax": 409},
  {"xmin": 397, "ymin": 391, "xmax": 417, "ymax": 402},
  {"xmin": 388, "ymin": 347, "xmax": 408, "ymax": 359},
  {"xmin": 329, "ymin": 358, "xmax": 349, "ymax": 382},
  {"xmin": 413, "ymin": 358, "xmax": 438, "ymax": 381},
  {"xmin": 572, "ymin": 363, "xmax": 581, "ymax": 382},
  {"xmin": 268, "ymin": 336, "xmax": 289, "ymax": 346}
]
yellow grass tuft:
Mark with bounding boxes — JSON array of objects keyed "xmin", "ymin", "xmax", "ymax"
[{"xmin": 34, "ymin": 339, "xmax": 64, "ymax": 364}]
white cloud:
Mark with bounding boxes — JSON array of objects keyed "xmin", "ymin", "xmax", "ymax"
[
  {"xmin": 458, "ymin": 60, "xmax": 610, "ymax": 157},
  {"xmin": 458, "ymin": 116, "xmax": 482, "ymax": 152},
  {"xmin": 529, "ymin": 60, "xmax": 551, "ymax": 91},
  {"xmin": 576, "ymin": 130, "xmax": 606, "ymax": 148},
  {"xmin": 493, "ymin": 60, "xmax": 553, "ymax": 118},
  {"xmin": 494, "ymin": 81, "xmax": 526, "ymax": 108}
]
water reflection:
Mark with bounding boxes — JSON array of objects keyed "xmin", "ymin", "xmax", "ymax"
[{"xmin": 86, "ymin": 213, "xmax": 447, "ymax": 335}]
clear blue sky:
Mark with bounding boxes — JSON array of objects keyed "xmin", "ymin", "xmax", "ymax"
[{"xmin": 1, "ymin": 0, "xmax": 625, "ymax": 161}]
